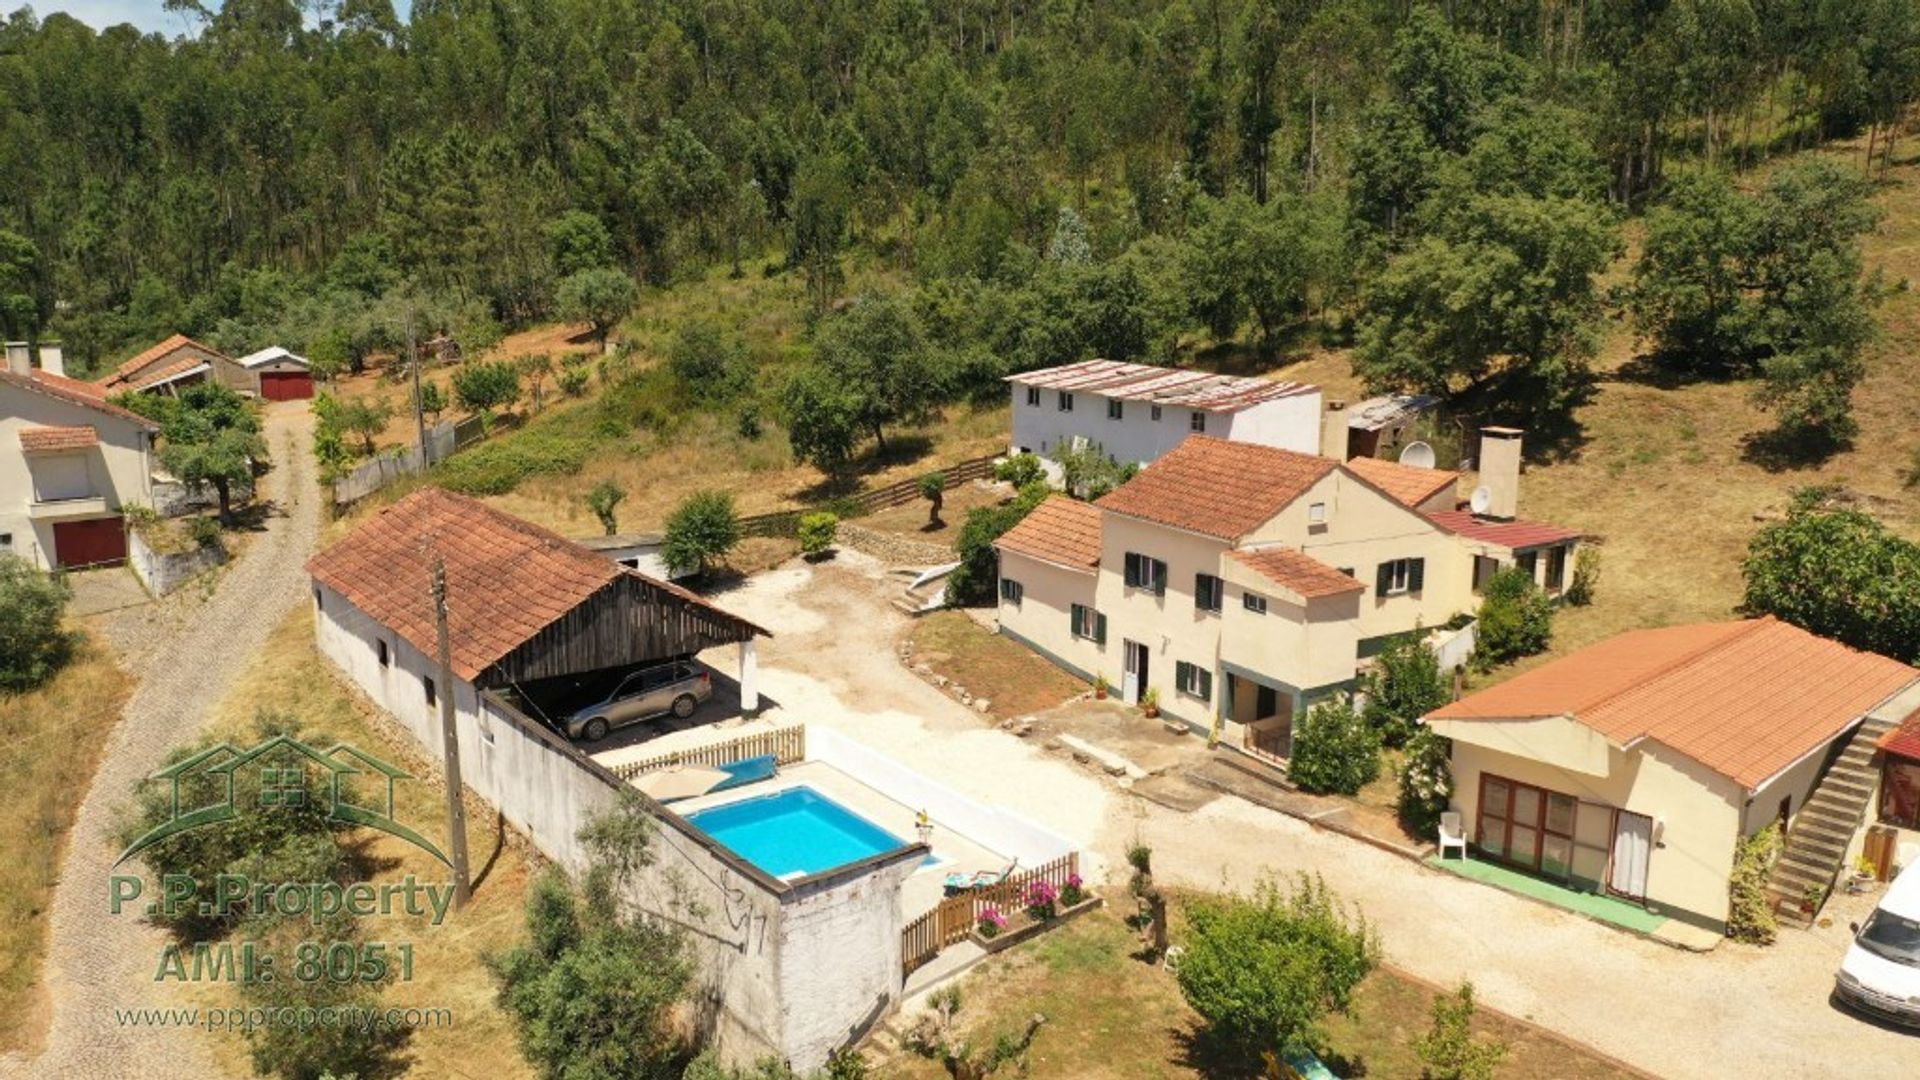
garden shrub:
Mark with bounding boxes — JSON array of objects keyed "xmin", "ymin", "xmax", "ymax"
[
  {"xmin": 1175, "ymin": 875, "xmax": 1378, "ymax": 1066},
  {"xmin": 1288, "ymin": 697, "xmax": 1381, "ymax": 796},
  {"xmin": 797, "ymin": 511, "xmax": 839, "ymax": 556},
  {"xmin": 434, "ymin": 423, "xmax": 594, "ymax": 496},
  {"xmin": 1728, "ymin": 823, "xmax": 1782, "ymax": 945},
  {"xmin": 1397, "ymin": 727, "xmax": 1454, "ymax": 836},
  {"xmin": 0, "ymin": 555, "xmax": 76, "ymax": 693},
  {"xmin": 946, "ymin": 481, "xmax": 1049, "ymax": 604},
  {"xmin": 1362, "ymin": 635, "xmax": 1449, "ymax": 747},
  {"xmin": 1415, "ymin": 981, "xmax": 1508, "ymax": 1080},
  {"xmin": 1473, "ymin": 567, "xmax": 1554, "ymax": 670},
  {"xmin": 994, "ymin": 452, "xmax": 1045, "ymax": 487},
  {"xmin": 451, "ymin": 358, "xmax": 521, "ymax": 419},
  {"xmin": 1564, "ymin": 546, "xmax": 1601, "ymax": 606},
  {"xmin": 662, "ymin": 490, "xmax": 741, "ymax": 577}
]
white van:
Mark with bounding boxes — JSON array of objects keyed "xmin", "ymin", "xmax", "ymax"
[{"xmin": 1834, "ymin": 862, "xmax": 1920, "ymax": 1028}]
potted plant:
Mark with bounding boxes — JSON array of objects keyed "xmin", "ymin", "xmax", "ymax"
[
  {"xmin": 977, "ymin": 907, "xmax": 1008, "ymax": 939},
  {"xmin": 1141, "ymin": 686, "xmax": 1160, "ymax": 718},
  {"xmin": 1025, "ymin": 880, "xmax": 1060, "ymax": 922},
  {"xmin": 1060, "ymin": 873, "xmax": 1086, "ymax": 908},
  {"xmin": 1801, "ymin": 882, "xmax": 1829, "ymax": 915},
  {"xmin": 1094, "ymin": 673, "xmax": 1110, "ymax": 700}
]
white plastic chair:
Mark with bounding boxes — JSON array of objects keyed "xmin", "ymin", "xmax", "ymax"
[{"xmin": 1437, "ymin": 811, "xmax": 1467, "ymax": 860}]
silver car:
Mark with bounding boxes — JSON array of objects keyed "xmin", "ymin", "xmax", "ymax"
[{"xmin": 565, "ymin": 661, "xmax": 712, "ymax": 741}]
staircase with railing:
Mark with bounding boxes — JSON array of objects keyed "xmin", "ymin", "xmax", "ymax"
[{"xmin": 1766, "ymin": 715, "xmax": 1894, "ymax": 928}]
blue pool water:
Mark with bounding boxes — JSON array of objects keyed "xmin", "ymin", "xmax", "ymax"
[{"xmin": 684, "ymin": 786, "xmax": 910, "ymax": 878}]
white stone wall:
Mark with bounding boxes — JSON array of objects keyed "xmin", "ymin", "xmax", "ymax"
[
  {"xmin": 311, "ymin": 582, "xmax": 911, "ymax": 1068},
  {"xmin": 127, "ymin": 527, "xmax": 226, "ymax": 596}
]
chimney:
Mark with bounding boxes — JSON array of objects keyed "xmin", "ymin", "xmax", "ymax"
[
  {"xmin": 37, "ymin": 341, "xmax": 63, "ymax": 378},
  {"xmin": 4, "ymin": 341, "xmax": 30, "ymax": 377},
  {"xmin": 1320, "ymin": 399, "xmax": 1351, "ymax": 460},
  {"xmin": 1477, "ymin": 427, "xmax": 1523, "ymax": 520}
]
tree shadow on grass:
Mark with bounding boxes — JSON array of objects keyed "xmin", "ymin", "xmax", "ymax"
[{"xmin": 1740, "ymin": 426, "xmax": 1849, "ymax": 473}]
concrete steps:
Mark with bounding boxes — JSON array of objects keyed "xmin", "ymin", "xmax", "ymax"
[{"xmin": 1765, "ymin": 716, "xmax": 1894, "ymax": 927}]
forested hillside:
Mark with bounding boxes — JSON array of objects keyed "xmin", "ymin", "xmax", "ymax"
[{"xmin": 0, "ymin": 0, "xmax": 1916, "ymax": 454}]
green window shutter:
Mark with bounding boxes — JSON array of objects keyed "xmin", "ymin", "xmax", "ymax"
[
  {"xmin": 1095, "ymin": 612, "xmax": 1108, "ymax": 644},
  {"xmin": 1409, "ymin": 558, "xmax": 1425, "ymax": 592},
  {"xmin": 1376, "ymin": 562, "xmax": 1393, "ymax": 594},
  {"xmin": 1070, "ymin": 605, "xmax": 1083, "ymax": 637},
  {"xmin": 1199, "ymin": 668, "xmax": 1213, "ymax": 702}
]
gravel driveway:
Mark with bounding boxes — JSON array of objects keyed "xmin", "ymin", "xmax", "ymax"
[
  {"xmin": 4, "ymin": 404, "xmax": 320, "ymax": 1080},
  {"xmin": 713, "ymin": 553, "xmax": 1919, "ymax": 1080}
]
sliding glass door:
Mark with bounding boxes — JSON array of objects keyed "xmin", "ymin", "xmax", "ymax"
[{"xmin": 1476, "ymin": 773, "xmax": 1579, "ymax": 880}]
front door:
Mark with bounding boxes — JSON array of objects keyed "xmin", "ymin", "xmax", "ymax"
[
  {"xmin": 1122, "ymin": 640, "xmax": 1149, "ymax": 704},
  {"xmin": 1609, "ymin": 811, "xmax": 1653, "ymax": 901},
  {"xmin": 1476, "ymin": 773, "xmax": 1579, "ymax": 879}
]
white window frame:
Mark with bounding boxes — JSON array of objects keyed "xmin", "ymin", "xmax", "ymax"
[
  {"xmin": 1195, "ymin": 573, "xmax": 1223, "ymax": 614},
  {"xmin": 1124, "ymin": 552, "xmax": 1168, "ymax": 595},
  {"xmin": 1026, "ymin": 386, "xmax": 1040, "ymax": 407},
  {"xmin": 1107, "ymin": 398, "xmax": 1124, "ymax": 420},
  {"xmin": 999, "ymin": 577, "xmax": 1024, "ymax": 606},
  {"xmin": 1175, "ymin": 660, "xmax": 1213, "ymax": 702},
  {"xmin": 1190, "ymin": 411, "xmax": 1207, "ymax": 433},
  {"xmin": 1058, "ymin": 391, "xmax": 1075, "ymax": 412},
  {"xmin": 1243, "ymin": 591, "xmax": 1268, "ymax": 615},
  {"xmin": 1381, "ymin": 558, "xmax": 1415, "ymax": 595},
  {"xmin": 1308, "ymin": 502, "xmax": 1327, "ymax": 524}
]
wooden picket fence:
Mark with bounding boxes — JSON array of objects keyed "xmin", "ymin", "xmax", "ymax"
[
  {"xmin": 900, "ymin": 851, "xmax": 1079, "ymax": 975},
  {"xmin": 738, "ymin": 452, "xmax": 1001, "ymax": 538},
  {"xmin": 609, "ymin": 725, "xmax": 807, "ymax": 781}
]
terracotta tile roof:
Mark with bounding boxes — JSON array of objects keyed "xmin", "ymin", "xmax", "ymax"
[
  {"xmin": 0, "ymin": 368, "xmax": 159, "ymax": 429},
  {"xmin": 994, "ymin": 496, "xmax": 1102, "ymax": 572},
  {"xmin": 306, "ymin": 488, "xmax": 763, "ymax": 682},
  {"xmin": 1881, "ymin": 708, "xmax": 1920, "ymax": 761},
  {"xmin": 1006, "ymin": 359, "xmax": 1317, "ymax": 411},
  {"xmin": 18, "ymin": 425, "xmax": 98, "ymax": 452},
  {"xmin": 120, "ymin": 355, "xmax": 210, "ymax": 391},
  {"xmin": 1430, "ymin": 618, "xmax": 1919, "ymax": 790},
  {"xmin": 101, "ymin": 333, "xmax": 229, "ymax": 388},
  {"xmin": 1344, "ymin": 456, "xmax": 1458, "ymax": 508},
  {"xmin": 1425, "ymin": 509, "xmax": 1582, "ymax": 550},
  {"xmin": 1096, "ymin": 437, "xmax": 1336, "ymax": 540},
  {"xmin": 1228, "ymin": 547, "xmax": 1363, "ymax": 599}
]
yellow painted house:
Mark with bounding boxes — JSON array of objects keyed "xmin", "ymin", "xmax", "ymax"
[{"xmin": 993, "ymin": 429, "xmax": 1582, "ymax": 760}]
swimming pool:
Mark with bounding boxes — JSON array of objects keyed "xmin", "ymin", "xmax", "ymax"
[{"xmin": 683, "ymin": 786, "xmax": 912, "ymax": 878}]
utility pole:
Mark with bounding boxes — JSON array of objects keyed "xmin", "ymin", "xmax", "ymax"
[
  {"xmin": 431, "ymin": 560, "xmax": 472, "ymax": 908},
  {"xmin": 408, "ymin": 302, "xmax": 429, "ymax": 466}
]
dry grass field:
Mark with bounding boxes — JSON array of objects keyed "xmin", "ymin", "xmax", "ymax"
[{"xmin": 0, "ymin": 636, "xmax": 134, "ymax": 1053}]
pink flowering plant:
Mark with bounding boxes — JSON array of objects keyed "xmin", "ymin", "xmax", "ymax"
[
  {"xmin": 1025, "ymin": 879, "xmax": 1060, "ymax": 921},
  {"xmin": 1060, "ymin": 872, "xmax": 1085, "ymax": 908},
  {"xmin": 977, "ymin": 906, "xmax": 1008, "ymax": 938}
]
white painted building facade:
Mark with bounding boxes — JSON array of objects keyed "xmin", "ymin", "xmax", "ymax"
[{"xmin": 1006, "ymin": 359, "xmax": 1322, "ymax": 473}]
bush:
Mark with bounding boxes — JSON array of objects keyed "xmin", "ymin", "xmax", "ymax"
[
  {"xmin": 797, "ymin": 511, "xmax": 839, "ymax": 556},
  {"xmin": 587, "ymin": 480, "xmax": 626, "ymax": 536},
  {"xmin": 1728, "ymin": 823, "xmax": 1782, "ymax": 945},
  {"xmin": 1473, "ymin": 568, "xmax": 1554, "ymax": 670},
  {"xmin": 1362, "ymin": 635, "xmax": 1450, "ymax": 748},
  {"xmin": 492, "ymin": 799, "xmax": 691, "ymax": 1080},
  {"xmin": 1415, "ymin": 981, "xmax": 1508, "ymax": 1080},
  {"xmin": 1564, "ymin": 545, "xmax": 1601, "ymax": 606},
  {"xmin": 1741, "ymin": 495, "xmax": 1920, "ymax": 662},
  {"xmin": 667, "ymin": 321, "xmax": 750, "ymax": 402},
  {"xmin": 994, "ymin": 452, "xmax": 1045, "ymax": 487},
  {"xmin": 451, "ymin": 359, "xmax": 521, "ymax": 419},
  {"xmin": 1176, "ymin": 875, "xmax": 1378, "ymax": 1065},
  {"xmin": 920, "ymin": 471, "xmax": 946, "ymax": 525},
  {"xmin": 435, "ymin": 423, "xmax": 594, "ymax": 496},
  {"xmin": 188, "ymin": 514, "xmax": 224, "ymax": 549},
  {"xmin": 662, "ymin": 490, "xmax": 741, "ymax": 577},
  {"xmin": 1288, "ymin": 697, "xmax": 1381, "ymax": 796},
  {"xmin": 945, "ymin": 482, "xmax": 1049, "ymax": 604},
  {"xmin": 1397, "ymin": 727, "xmax": 1454, "ymax": 836},
  {"xmin": 558, "ymin": 365, "xmax": 591, "ymax": 396},
  {"xmin": 0, "ymin": 555, "xmax": 76, "ymax": 693}
]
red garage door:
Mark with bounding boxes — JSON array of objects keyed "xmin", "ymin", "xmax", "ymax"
[
  {"xmin": 53, "ymin": 517, "xmax": 127, "ymax": 569},
  {"xmin": 259, "ymin": 370, "xmax": 314, "ymax": 401}
]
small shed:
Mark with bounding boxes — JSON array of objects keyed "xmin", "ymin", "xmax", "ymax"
[
  {"xmin": 1345, "ymin": 393, "xmax": 1441, "ymax": 461},
  {"xmin": 573, "ymin": 532, "xmax": 688, "ymax": 581},
  {"xmin": 239, "ymin": 346, "xmax": 315, "ymax": 400}
]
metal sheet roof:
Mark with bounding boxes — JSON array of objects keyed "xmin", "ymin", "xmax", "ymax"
[{"xmin": 1007, "ymin": 359, "xmax": 1317, "ymax": 412}]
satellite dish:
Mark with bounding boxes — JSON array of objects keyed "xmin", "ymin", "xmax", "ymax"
[
  {"xmin": 1469, "ymin": 486, "xmax": 1493, "ymax": 515},
  {"xmin": 1398, "ymin": 441, "xmax": 1437, "ymax": 470}
]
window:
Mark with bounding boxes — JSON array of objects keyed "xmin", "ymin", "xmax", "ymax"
[
  {"xmin": 0, "ymin": 532, "xmax": 11, "ymax": 549},
  {"xmin": 1546, "ymin": 545, "xmax": 1569, "ymax": 591},
  {"xmin": 1175, "ymin": 661, "xmax": 1213, "ymax": 701},
  {"xmin": 1151, "ymin": 405, "xmax": 1163, "ymax": 422},
  {"xmin": 1190, "ymin": 411, "xmax": 1207, "ymax": 433},
  {"xmin": 377, "ymin": 640, "xmax": 390, "ymax": 668},
  {"xmin": 1883, "ymin": 757, "xmax": 1920, "ymax": 829},
  {"xmin": 1107, "ymin": 398, "xmax": 1124, "ymax": 420},
  {"xmin": 1376, "ymin": 557, "xmax": 1425, "ymax": 595},
  {"xmin": 1308, "ymin": 502, "xmax": 1327, "ymax": 524},
  {"xmin": 423, "ymin": 675, "xmax": 437, "ymax": 706},
  {"xmin": 1123, "ymin": 552, "xmax": 1168, "ymax": 594},
  {"xmin": 1026, "ymin": 386, "xmax": 1041, "ymax": 407},
  {"xmin": 1070, "ymin": 604, "xmax": 1107, "ymax": 643},
  {"xmin": 1516, "ymin": 550, "xmax": 1539, "ymax": 581},
  {"xmin": 999, "ymin": 577, "xmax": 1024, "ymax": 606},
  {"xmin": 1058, "ymin": 391, "xmax": 1074, "ymax": 412},
  {"xmin": 1195, "ymin": 573, "xmax": 1223, "ymax": 614},
  {"xmin": 1243, "ymin": 591, "xmax": 1268, "ymax": 615}
]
